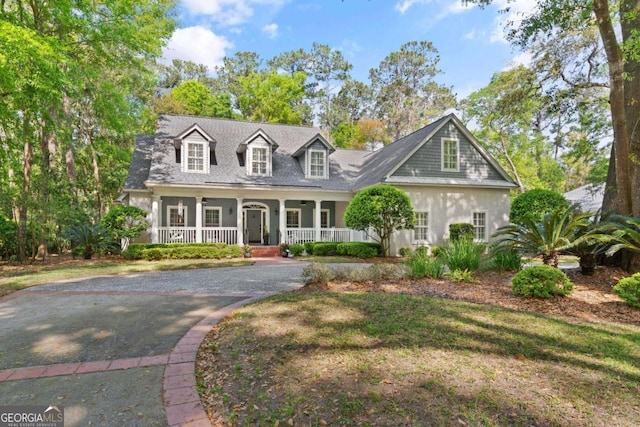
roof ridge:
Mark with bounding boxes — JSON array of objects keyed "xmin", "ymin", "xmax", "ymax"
[{"xmin": 158, "ymin": 113, "xmax": 320, "ymax": 131}]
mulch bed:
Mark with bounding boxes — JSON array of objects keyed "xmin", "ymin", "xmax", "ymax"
[{"xmin": 302, "ymin": 266, "xmax": 639, "ymax": 326}]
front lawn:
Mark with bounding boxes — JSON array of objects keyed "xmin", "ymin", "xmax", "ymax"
[{"xmin": 197, "ymin": 290, "xmax": 640, "ymax": 426}]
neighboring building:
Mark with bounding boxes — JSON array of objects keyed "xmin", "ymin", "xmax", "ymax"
[
  {"xmin": 564, "ymin": 183, "xmax": 605, "ymax": 213},
  {"xmin": 122, "ymin": 113, "xmax": 517, "ymax": 255}
]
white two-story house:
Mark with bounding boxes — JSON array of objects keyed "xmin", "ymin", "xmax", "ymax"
[{"xmin": 121, "ymin": 113, "xmax": 517, "ymax": 255}]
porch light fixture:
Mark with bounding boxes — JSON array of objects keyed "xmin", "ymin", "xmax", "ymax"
[
  {"xmin": 202, "ymin": 197, "xmax": 207, "ymax": 205},
  {"xmin": 275, "ymin": 208, "xmax": 278, "ymax": 215},
  {"xmin": 229, "ymin": 207, "xmax": 233, "ymax": 215},
  {"xmin": 300, "ymin": 200, "xmax": 307, "ymax": 206}
]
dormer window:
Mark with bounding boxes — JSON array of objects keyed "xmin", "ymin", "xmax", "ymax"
[
  {"xmin": 186, "ymin": 141, "xmax": 205, "ymax": 172},
  {"xmin": 309, "ymin": 149, "xmax": 327, "ymax": 178},
  {"xmin": 175, "ymin": 123, "xmax": 215, "ymax": 174},
  {"xmin": 251, "ymin": 146, "xmax": 268, "ymax": 175}
]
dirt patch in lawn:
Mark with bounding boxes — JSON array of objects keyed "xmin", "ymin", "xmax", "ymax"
[{"xmin": 197, "ymin": 266, "xmax": 640, "ymax": 426}]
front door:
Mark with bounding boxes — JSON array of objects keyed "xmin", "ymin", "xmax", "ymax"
[{"xmin": 246, "ymin": 209, "xmax": 262, "ymax": 243}]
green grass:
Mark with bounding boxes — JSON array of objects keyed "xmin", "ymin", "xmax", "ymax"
[
  {"xmin": 299, "ymin": 255, "xmax": 370, "ymax": 263},
  {"xmin": 198, "ymin": 291, "xmax": 640, "ymax": 426},
  {"xmin": 0, "ymin": 259, "xmax": 253, "ymax": 296}
]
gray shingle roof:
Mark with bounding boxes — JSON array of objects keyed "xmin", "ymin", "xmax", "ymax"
[{"xmin": 124, "ymin": 113, "xmax": 515, "ymax": 193}]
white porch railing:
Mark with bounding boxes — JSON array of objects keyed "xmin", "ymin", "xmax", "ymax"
[
  {"xmin": 283, "ymin": 228, "xmax": 368, "ymax": 244},
  {"xmin": 202, "ymin": 227, "xmax": 238, "ymax": 244},
  {"xmin": 158, "ymin": 227, "xmax": 198, "ymax": 243}
]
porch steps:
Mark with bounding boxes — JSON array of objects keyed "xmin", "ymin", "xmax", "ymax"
[{"xmin": 250, "ymin": 246, "xmax": 281, "ymax": 257}]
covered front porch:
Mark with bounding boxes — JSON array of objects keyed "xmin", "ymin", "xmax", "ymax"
[{"xmin": 148, "ymin": 193, "xmax": 368, "ymax": 246}]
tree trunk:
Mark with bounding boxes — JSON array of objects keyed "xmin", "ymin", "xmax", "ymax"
[
  {"xmin": 542, "ymin": 251, "xmax": 558, "ymax": 268},
  {"xmin": 17, "ymin": 139, "xmax": 33, "ymax": 262},
  {"xmin": 594, "ymin": 0, "xmax": 633, "ymax": 215}
]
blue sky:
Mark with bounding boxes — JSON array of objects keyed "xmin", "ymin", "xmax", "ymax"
[{"xmin": 161, "ymin": 0, "xmax": 536, "ymax": 99}]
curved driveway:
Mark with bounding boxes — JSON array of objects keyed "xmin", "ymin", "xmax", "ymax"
[{"xmin": 0, "ymin": 259, "xmax": 307, "ymax": 426}]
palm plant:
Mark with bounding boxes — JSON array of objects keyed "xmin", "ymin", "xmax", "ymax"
[
  {"xmin": 65, "ymin": 223, "xmax": 115, "ymax": 259},
  {"xmin": 492, "ymin": 209, "xmax": 591, "ymax": 268}
]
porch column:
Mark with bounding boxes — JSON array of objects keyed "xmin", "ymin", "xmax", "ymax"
[
  {"xmin": 279, "ymin": 199, "xmax": 286, "ymax": 243},
  {"xmin": 236, "ymin": 198, "xmax": 244, "ymax": 246},
  {"xmin": 314, "ymin": 199, "xmax": 322, "ymax": 242},
  {"xmin": 151, "ymin": 195, "xmax": 160, "ymax": 243},
  {"xmin": 195, "ymin": 197, "xmax": 203, "ymax": 243}
]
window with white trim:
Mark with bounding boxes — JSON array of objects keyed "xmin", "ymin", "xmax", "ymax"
[
  {"xmin": 250, "ymin": 146, "xmax": 268, "ymax": 176},
  {"xmin": 204, "ymin": 207, "xmax": 221, "ymax": 227},
  {"xmin": 186, "ymin": 142, "xmax": 204, "ymax": 172},
  {"xmin": 309, "ymin": 150, "xmax": 326, "ymax": 178},
  {"xmin": 414, "ymin": 211, "xmax": 429, "ymax": 242},
  {"xmin": 168, "ymin": 206, "xmax": 187, "ymax": 227},
  {"xmin": 442, "ymin": 139, "xmax": 459, "ymax": 171},
  {"xmin": 313, "ymin": 209, "xmax": 330, "ymax": 228},
  {"xmin": 286, "ymin": 209, "xmax": 301, "ymax": 228},
  {"xmin": 473, "ymin": 212, "xmax": 487, "ymax": 241}
]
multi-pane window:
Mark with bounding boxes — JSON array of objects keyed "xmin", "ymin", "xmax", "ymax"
[
  {"xmin": 186, "ymin": 142, "xmax": 204, "ymax": 172},
  {"xmin": 442, "ymin": 139, "xmax": 458, "ymax": 171},
  {"xmin": 204, "ymin": 208, "xmax": 221, "ymax": 227},
  {"xmin": 251, "ymin": 147, "xmax": 268, "ymax": 175},
  {"xmin": 313, "ymin": 209, "xmax": 330, "ymax": 228},
  {"xmin": 473, "ymin": 212, "xmax": 487, "ymax": 241},
  {"xmin": 309, "ymin": 150, "xmax": 326, "ymax": 178},
  {"xmin": 168, "ymin": 206, "xmax": 186, "ymax": 227},
  {"xmin": 286, "ymin": 209, "xmax": 300, "ymax": 228},
  {"xmin": 414, "ymin": 212, "xmax": 429, "ymax": 242}
]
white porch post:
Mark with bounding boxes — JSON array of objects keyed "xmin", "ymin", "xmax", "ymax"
[
  {"xmin": 279, "ymin": 199, "xmax": 286, "ymax": 243},
  {"xmin": 236, "ymin": 198, "xmax": 244, "ymax": 246},
  {"xmin": 314, "ymin": 199, "xmax": 322, "ymax": 242},
  {"xmin": 195, "ymin": 197, "xmax": 203, "ymax": 243},
  {"xmin": 151, "ymin": 195, "xmax": 160, "ymax": 243}
]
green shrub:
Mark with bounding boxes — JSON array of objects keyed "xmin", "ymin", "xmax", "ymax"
[
  {"xmin": 288, "ymin": 243, "xmax": 305, "ymax": 256},
  {"xmin": 71, "ymin": 246, "xmax": 86, "ymax": 259},
  {"xmin": 304, "ymin": 241, "xmax": 316, "ymax": 254},
  {"xmin": 398, "ymin": 247, "xmax": 412, "ymax": 257},
  {"xmin": 415, "ymin": 246, "xmax": 429, "ymax": 257},
  {"xmin": 336, "ymin": 242, "xmax": 377, "ymax": 258},
  {"xmin": 510, "ymin": 189, "xmax": 569, "ymax": 224},
  {"xmin": 121, "ymin": 245, "xmax": 145, "ymax": 260},
  {"xmin": 491, "ymin": 250, "xmax": 522, "ymax": 271},
  {"xmin": 301, "ymin": 263, "xmax": 335, "ymax": 286},
  {"xmin": 313, "ymin": 242, "xmax": 340, "ymax": 256},
  {"xmin": 439, "ymin": 238, "xmax": 485, "ymax": 272},
  {"xmin": 140, "ymin": 243, "xmax": 242, "ymax": 261},
  {"xmin": 511, "ymin": 265, "xmax": 574, "ymax": 298},
  {"xmin": 446, "ymin": 269, "xmax": 475, "ymax": 283},
  {"xmin": 405, "ymin": 251, "xmax": 445, "ymax": 279},
  {"xmin": 613, "ymin": 273, "xmax": 640, "ymax": 308},
  {"xmin": 449, "ymin": 223, "xmax": 474, "ymax": 241}
]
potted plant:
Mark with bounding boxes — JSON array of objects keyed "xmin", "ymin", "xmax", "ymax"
[
  {"xmin": 243, "ymin": 244, "xmax": 252, "ymax": 258},
  {"xmin": 280, "ymin": 242, "xmax": 289, "ymax": 257},
  {"xmin": 263, "ymin": 227, "xmax": 270, "ymax": 245}
]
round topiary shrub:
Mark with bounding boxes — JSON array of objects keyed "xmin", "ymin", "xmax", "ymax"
[
  {"xmin": 613, "ymin": 273, "xmax": 640, "ymax": 308},
  {"xmin": 510, "ymin": 189, "xmax": 569, "ymax": 224},
  {"xmin": 511, "ymin": 265, "xmax": 574, "ymax": 298}
]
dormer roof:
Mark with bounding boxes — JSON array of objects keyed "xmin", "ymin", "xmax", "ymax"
[
  {"xmin": 236, "ymin": 129, "xmax": 279, "ymax": 154},
  {"xmin": 291, "ymin": 133, "xmax": 335, "ymax": 158}
]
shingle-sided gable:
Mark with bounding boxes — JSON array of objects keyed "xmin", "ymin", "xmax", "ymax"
[{"xmin": 391, "ymin": 120, "xmax": 504, "ymax": 181}]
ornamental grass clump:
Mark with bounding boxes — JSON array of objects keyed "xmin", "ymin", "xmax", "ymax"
[
  {"xmin": 613, "ymin": 273, "xmax": 640, "ymax": 308},
  {"xmin": 511, "ymin": 265, "xmax": 574, "ymax": 298},
  {"xmin": 405, "ymin": 250, "xmax": 444, "ymax": 279},
  {"xmin": 301, "ymin": 263, "xmax": 335, "ymax": 286},
  {"xmin": 439, "ymin": 238, "xmax": 485, "ymax": 272}
]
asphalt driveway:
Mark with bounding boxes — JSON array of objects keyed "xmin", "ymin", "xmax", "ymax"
[{"xmin": 0, "ymin": 259, "xmax": 307, "ymax": 426}]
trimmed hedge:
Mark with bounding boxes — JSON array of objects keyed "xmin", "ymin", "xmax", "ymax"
[
  {"xmin": 312, "ymin": 242, "xmax": 340, "ymax": 256},
  {"xmin": 122, "ymin": 242, "xmax": 241, "ymax": 260},
  {"xmin": 336, "ymin": 242, "xmax": 378, "ymax": 258},
  {"xmin": 304, "ymin": 241, "xmax": 316, "ymax": 254},
  {"xmin": 613, "ymin": 273, "xmax": 640, "ymax": 308},
  {"xmin": 449, "ymin": 223, "xmax": 474, "ymax": 241}
]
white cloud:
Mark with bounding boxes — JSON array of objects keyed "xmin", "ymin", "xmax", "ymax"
[
  {"xmin": 464, "ymin": 29, "xmax": 476, "ymax": 40},
  {"xmin": 262, "ymin": 23, "xmax": 279, "ymax": 39},
  {"xmin": 161, "ymin": 26, "xmax": 233, "ymax": 71},
  {"xmin": 181, "ymin": 0, "xmax": 287, "ymax": 26},
  {"xmin": 504, "ymin": 51, "xmax": 533, "ymax": 69},
  {"xmin": 395, "ymin": 0, "xmax": 421, "ymax": 14}
]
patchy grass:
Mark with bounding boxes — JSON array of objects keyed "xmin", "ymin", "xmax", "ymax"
[
  {"xmin": 0, "ymin": 259, "xmax": 253, "ymax": 297},
  {"xmin": 298, "ymin": 255, "xmax": 369, "ymax": 263},
  {"xmin": 198, "ymin": 291, "xmax": 640, "ymax": 427}
]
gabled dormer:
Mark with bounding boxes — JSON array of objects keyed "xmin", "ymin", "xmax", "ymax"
[
  {"xmin": 173, "ymin": 123, "xmax": 216, "ymax": 174},
  {"xmin": 237, "ymin": 129, "xmax": 279, "ymax": 177},
  {"xmin": 292, "ymin": 134, "xmax": 335, "ymax": 179}
]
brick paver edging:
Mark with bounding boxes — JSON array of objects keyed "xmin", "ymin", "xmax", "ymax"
[{"xmin": 163, "ymin": 293, "xmax": 275, "ymax": 427}]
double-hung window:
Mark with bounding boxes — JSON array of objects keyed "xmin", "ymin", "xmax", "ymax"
[
  {"xmin": 286, "ymin": 209, "xmax": 300, "ymax": 228},
  {"xmin": 309, "ymin": 150, "xmax": 326, "ymax": 178},
  {"xmin": 473, "ymin": 212, "xmax": 487, "ymax": 241},
  {"xmin": 204, "ymin": 208, "xmax": 221, "ymax": 228},
  {"xmin": 168, "ymin": 206, "xmax": 187, "ymax": 227},
  {"xmin": 251, "ymin": 147, "xmax": 268, "ymax": 175},
  {"xmin": 186, "ymin": 142, "xmax": 205, "ymax": 172},
  {"xmin": 442, "ymin": 139, "xmax": 459, "ymax": 171},
  {"xmin": 414, "ymin": 211, "xmax": 429, "ymax": 242}
]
